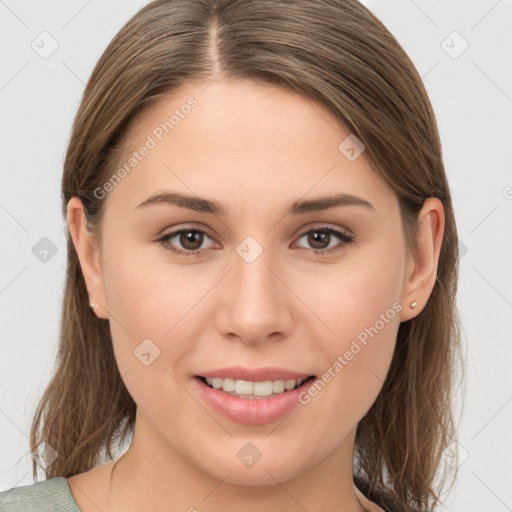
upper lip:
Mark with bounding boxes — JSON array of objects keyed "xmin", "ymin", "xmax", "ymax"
[{"xmin": 197, "ymin": 366, "xmax": 315, "ymax": 382}]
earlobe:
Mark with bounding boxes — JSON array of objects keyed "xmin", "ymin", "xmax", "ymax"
[
  {"xmin": 399, "ymin": 197, "xmax": 445, "ymax": 322},
  {"xmin": 66, "ymin": 197, "xmax": 109, "ymax": 320}
]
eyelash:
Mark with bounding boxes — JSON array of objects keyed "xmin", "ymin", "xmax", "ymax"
[{"xmin": 157, "ymin": 226, "xmax": 355, "ymax": 258}]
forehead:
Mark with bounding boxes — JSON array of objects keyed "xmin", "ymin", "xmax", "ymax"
[{"xmin": 105, "ymin": 79, "xmax": 396, "ymax": 215}]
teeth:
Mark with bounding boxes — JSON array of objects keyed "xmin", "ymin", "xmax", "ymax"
[{"xmin": 204, "ymin": 377, "xmax": 307, "ymax": 397}]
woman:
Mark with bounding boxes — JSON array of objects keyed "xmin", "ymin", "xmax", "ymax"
[{"xmin": 0, "ymin": 1, "xmax": 463, "ymax": 511}]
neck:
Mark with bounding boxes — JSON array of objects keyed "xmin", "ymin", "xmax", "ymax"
[{"xmin": 108, "ymin": 415, "xmax": 369, "ymax": 512}]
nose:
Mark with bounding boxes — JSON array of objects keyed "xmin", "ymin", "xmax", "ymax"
[{"xmin": 214, "ymin": 245, "xmax": 294, "ymax": 346}]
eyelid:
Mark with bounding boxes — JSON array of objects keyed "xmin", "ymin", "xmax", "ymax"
[
  {"xmin": 156, "ymin": 222, "xmax": 218, "ymax": 241},
  {"xmin": 157, "ymin": 221, "xmax": 352, "ymax": 240},
  {"xmin": 291, "ymin": 222, "xmax": 354, "ymax": 240}
]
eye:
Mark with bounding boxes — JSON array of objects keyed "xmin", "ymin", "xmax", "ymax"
[
  {"xmin": 157, "ymin": 225, "xmax": 355, "ymax": 257},
  {"xmin": 158, "ymin": 228, "xmax": 216, "ymax": 257},
  {"xmin": 293, "ymin": 226, "xmax": 355, "ymax": 255}
]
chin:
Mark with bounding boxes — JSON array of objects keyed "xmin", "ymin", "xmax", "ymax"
[{"xmin": 197, "ymin": 453, "xmax": 310, "ymax": 487}]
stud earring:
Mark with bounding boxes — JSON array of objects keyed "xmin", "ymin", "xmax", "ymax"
[
  {"xmin": 89, "ymin": 300, "xmax": 98, "ymax": 309},
  {"xmin": 410, "ymin": 301, "xmax": 417, "ymax": 309}
]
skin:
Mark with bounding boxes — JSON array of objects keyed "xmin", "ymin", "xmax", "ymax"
[{"xmin": 66, "ymin": 79, "xmax": 444, "ymax": 512}]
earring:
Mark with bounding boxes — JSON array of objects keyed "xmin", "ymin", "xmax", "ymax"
[
  {"xmin": 89, "ymin": 300, "xmax": 98, "ymax": 309},
  {"xmin": 410, "ymin": 301, "xmax": 417, "ymax": 309}
]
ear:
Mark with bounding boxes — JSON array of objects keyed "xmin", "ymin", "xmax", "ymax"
[
  {"xmin": 399, "ymin": 197, "xmax": 445, "ymax": 322},
  {"xmin": 66, "ymin": 197, "xmax": 109, "ymax": 320}
]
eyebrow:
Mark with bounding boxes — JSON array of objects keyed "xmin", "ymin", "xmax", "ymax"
[{"xmin": 135, "ymin": 191, "xmax": 375, "ymax": 216}]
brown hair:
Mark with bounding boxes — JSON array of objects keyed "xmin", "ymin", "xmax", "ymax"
[{"xmin": 30, "ymin": 1, "xmax": 464, "ymax": 510}]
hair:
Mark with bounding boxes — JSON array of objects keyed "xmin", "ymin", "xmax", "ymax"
[{"xmin": 29, "ymin": 1, "xmax": 464, "ymax": 511}]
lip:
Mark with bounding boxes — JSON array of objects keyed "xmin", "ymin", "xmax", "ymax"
[
  {"xmin": 193, "ymin": 374, "xmax": 317, "ymax": 426},
  {"xmin": 197, "ymin": 366, "xmax": 313, "ymax": 382}
]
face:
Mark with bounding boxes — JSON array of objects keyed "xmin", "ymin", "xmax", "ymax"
[{"xmin": 76, "ymin": 79, "xmax": 419, "ymax": 486}]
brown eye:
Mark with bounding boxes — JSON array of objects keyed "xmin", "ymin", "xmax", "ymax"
[
  {"xmin": 157, "ymin": 225, "xmax": 354, "ymax": 258},
  {"xmin": 158, "ymin": 229, "xmax": 215, "ymax": 256},
  {"xmin": 177, "ymin": 230, "xmax": 204, "ymax": 251},
  {"xmin": 307, "ymin": 230, "xmax": 331, "ymax": 250},
  {"xmin": 294, "ymin": 227, "xmax": 354, "ymax": 255}
]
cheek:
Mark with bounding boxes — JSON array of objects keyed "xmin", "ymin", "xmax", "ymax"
[
  {"xmin": 101, "ymin": 233, "xmax": 217, "ymax": 387},
  {"xmin": 296, "ymin": 239, "xmax": 404, "ymax": 411},
  {"xmin": 296, "ymin": 237, "xmax": 404, "ymax": 340},
  {"xmin": 103, "ymin": 258, "xmax": 201, "ymax": 418},
  {"xmin": 101, "ymin": 226, "xmax": 202, "ymax": 331}
]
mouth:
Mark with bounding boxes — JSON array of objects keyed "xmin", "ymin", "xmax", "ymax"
[
  {"xmin": 195, "ymin": 375, "xmax": 317, "ymax": 399},
  {"xmin": 193, "ymin": 374, "xmax": 318, "ymax": 425},
  {"xmin": 192, "ymin": 366, "xmax": 319, "ymax": 425}
]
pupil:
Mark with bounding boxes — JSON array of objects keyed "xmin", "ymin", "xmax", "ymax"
[
  {"xmin": 309, "ymin": 231, "xmax": 329, "ymax": 249},
  {"xmin": 181, "ymin": 231, "xmax": 202, "ymax": 250}
]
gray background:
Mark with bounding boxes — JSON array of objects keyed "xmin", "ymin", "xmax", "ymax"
[{"xmin": 1, "ymin": 1, "xmax": 511, "ymax": 510}]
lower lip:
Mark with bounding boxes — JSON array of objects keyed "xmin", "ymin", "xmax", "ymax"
[{"xmin": 193, "ymin": 376, "xmax": 317, "ymax": 426}]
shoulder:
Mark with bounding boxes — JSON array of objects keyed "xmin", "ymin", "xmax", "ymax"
[{"xmin": 0, "ymin": 476, "xmax": 81, "ymax": 512}]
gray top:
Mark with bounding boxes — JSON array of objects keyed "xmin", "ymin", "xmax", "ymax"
[
  {"xmin": 0, "ymin": 477, "xmax": 81, "ymax": 512},
  {"xmin": 0, "ymin": 475, "xmax": 396, "ymax": 511}
]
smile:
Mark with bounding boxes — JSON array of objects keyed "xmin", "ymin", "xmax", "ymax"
[
  {"xmin": 193, "ymin": 374, "xmax": 318, "ymax": 426},
  {"xmin": 201, "ymin": 376, "xmax": 312, "ymax": 398}
]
